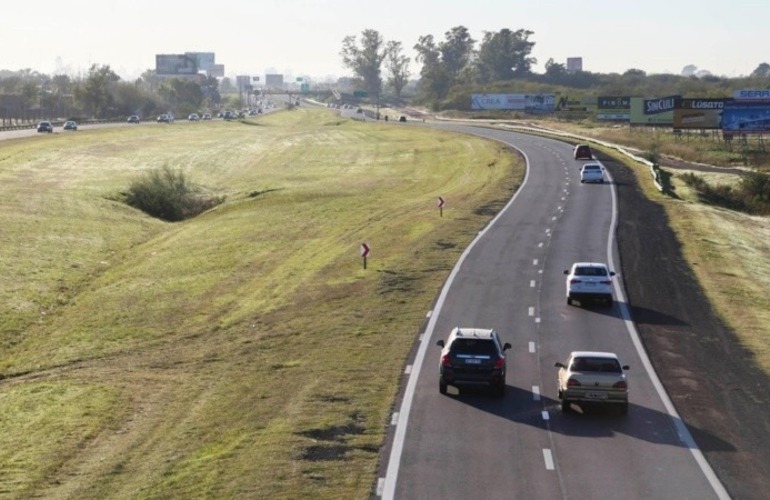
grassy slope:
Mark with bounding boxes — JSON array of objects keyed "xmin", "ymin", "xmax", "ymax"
[{"xmin": 0, "ymin": 110, "xmax": 522, "ymax": 498}]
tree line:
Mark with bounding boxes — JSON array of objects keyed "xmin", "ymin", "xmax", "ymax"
[{"xmin": 341, "ymin": 26, "xmax": 770, "ymax": 111}]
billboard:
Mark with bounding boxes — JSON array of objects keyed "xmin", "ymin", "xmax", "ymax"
[
  {"xmin": 630, "ymin": 95, "xmax": 680, "ymax": 126},
  {"xmin": 186, "ymin": 52, "xmax": 215, "ymax": 72},
  {"xmin": 596, "ymin": 96, "xmax": 630, "ymax": 121},
  {"xmin": 673, "ymin": 98, "xmax": 728, "ymax": 129},
  {"xmin": 155, "ymin": 54, "xmax": 198, "ymax": 76},
  {"xmin": 566, "ymin": 57, "xmax": 583, "ymax": 72},
  {"xmin": 265, "ymin": 74, "xmax": 284, "ymax": 88},
  {"xmin": 734, "ymin": 89, "xmax": 770, "ymax": 101},
  {"xmin": 210, "ymin": 64, "xmax": 225, "ymax": 77},
  {"xmin": 471, "ymin": 93, "xmax": 556, "ymax": 112},
  {"xmin": 721, "ymin": 101, "xmax": 770, "ymax": 134}
]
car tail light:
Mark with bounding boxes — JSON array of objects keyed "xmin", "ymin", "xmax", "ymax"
[
  {"xmin": 600, "ymin": 280, "xmax": 612, "ymax": 285},
  {"xmin": 567, "ymin": 378, "xmax": 581, "ymax": 387},
  {"xmin": 613, "ymin": 381, "xmax": 627, "ymax": 389},
  {"xmin": 570, "ymin": 279, "xmax": 581, "ymax": 284},
  {"xmin": 493, "ymin": 357, "xmax": 505, "ymax": 369},
  {"xmin": 441, "ymin": 354, "xmax": 452, "ymax": 367}
]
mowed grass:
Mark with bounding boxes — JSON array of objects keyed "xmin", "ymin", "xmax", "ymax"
[{"xmin": 0, "ymin": 109, "xmax": 522, "ymax": 498}]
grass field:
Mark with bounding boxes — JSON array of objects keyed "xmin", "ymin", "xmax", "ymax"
[{"xmin": 0, "ymin": 109, "xmax": 522, "ymax": 498}]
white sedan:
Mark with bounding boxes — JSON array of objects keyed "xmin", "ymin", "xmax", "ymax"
[
  {"xmin": 580, "ymin": 162, "xmax": 605, "ymax": 183},
  {"xmin": 564, "ymin": 262, "xmax": 615, "ymax": 306}
]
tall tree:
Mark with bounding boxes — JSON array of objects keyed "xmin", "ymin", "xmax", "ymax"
[
  {"xmin": 475, "ymin": 28, "xmax": 536, "ymax": 83},
  {"xmin": 750, "ymin": 62, "xmax": 770, "ymax": 78},
  {"xmin": 384, "ymin": 41, "xmax": 410, "ymax": 97},
  {"xmin": 439, "ymin": 26, "xmax": 476, "ymax": 85},
  {"xmin": 73, "ymin": 64, "xmax": 120, "ymax": 118},
  {"xmin": 413, "ymin": 27, "xmax": 476, "ymax": 104},
  {"xmin": 340, "ymin": 29, "xmax": 388, "ymax": 97}
]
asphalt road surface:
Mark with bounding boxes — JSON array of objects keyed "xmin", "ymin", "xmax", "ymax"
[{"xmin": 378, "ymin": 126, "xmax": 728, "ymax": 499}]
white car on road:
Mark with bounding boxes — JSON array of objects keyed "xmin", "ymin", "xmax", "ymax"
[
  {"xmin": 580, "ymin": 162, "xmax": 605, "ymax": 183},
  {"xmin": 564, "ymin": 262, "xmax": 615, "ymax": 306}
]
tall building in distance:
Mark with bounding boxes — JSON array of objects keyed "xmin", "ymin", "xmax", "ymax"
[
  {"xmin": 567, "ymin": 57, "xmax": 583, "ymax": 73},
  {"xmin": 155, "ymin": 52, "xmax": 223, "ymax": 78}
]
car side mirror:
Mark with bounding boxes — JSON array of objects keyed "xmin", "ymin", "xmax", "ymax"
[
  {"xmin": 436, "ymin": 340, "xmax": 445, "ymax": 348},
  {"xmin": 563, "ymin": 270, "xmax": 569, "ymax": 275},
  {"xmin": 503, "ymin": 342, "xmax": 511, "ymax": 351},
  {"xmin": 622, "ymin": 365, "xmax": 630, "ymax": 370},
  {"xmin": 610, "ymin": 271, "xmax": 616, "ymax": 276},
  {"xmin": 554, "ymin": 362, "xmax": 566, "ymax": 369}
]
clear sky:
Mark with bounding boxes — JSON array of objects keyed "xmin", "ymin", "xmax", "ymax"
[{"xmin": 3, "ymin": 0, "xmax": 767, "ymax": 81}]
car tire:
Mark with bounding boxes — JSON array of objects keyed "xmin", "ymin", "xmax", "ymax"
[
  {"xmin": 600, "ymin": 179, "xmax": 605, "ymax": 183},
  {"xmin": 439, "ymin": 381, "xmax": 447, "ymax": 395},
  {"xmin": 619, "ymin": 402, "xmax": 629, "ymax": 416},
  {"xmin": 605, "ymin": 296, "xmax": 613, "ymax": 307},
  {"xmin": 561, "ymin": 399, "xmax": 572, "ymax": 413},
  {"xmin": 567, "ymin": 297, "xmax": 572, "ymax": 306},
  {"xmin": 580, "ymin": 180, "xmax": 585, "ymax": 183},
  {"xmin": 493, "ymin": 384, "xmax": 505, "ymax": 398}
]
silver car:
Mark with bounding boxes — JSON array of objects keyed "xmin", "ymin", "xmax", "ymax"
[
  {"xmin": 555, "ymin": 351, "xmax": 629, "ymax": 415},
  {"xmin": 580, "ymin": 162, "xmax": 604, "ymax": 183}
]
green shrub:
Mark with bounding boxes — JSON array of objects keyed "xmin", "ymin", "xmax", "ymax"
[
  {"xmin": 679, "ymin": 170, "xmax": 770, "ymax": 215},
  {"xmin": 124, "ymin": 166, "xmax": 224, "ymax": 221}
]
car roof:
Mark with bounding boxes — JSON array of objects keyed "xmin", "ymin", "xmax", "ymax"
[
  {"xmin": 570, "ymin": 351, "xmax": 619, "ymax": 359},
  {"xmin": 449, "ymin": 327, "xmax": 496, "ymax": 340}
]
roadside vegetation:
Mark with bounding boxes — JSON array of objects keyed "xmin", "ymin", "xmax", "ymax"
[{"xmin": 0, "ymin": 108, "xmax": 522, "ymax": 498}]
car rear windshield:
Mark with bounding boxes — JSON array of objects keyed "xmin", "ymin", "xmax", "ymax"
[
  {"xmin": 574, "ymin": 266, "xmax": 608, "ymax": 276},
  {"xmin": 450, "ymin": 339, "xmax": 497, "ymax": 356},
  {"xmin": 583, "ymin": 165, "xmax": 600, "ymax": 170},
  {"xmin": 571, "ymin": 357, "xmax": 621, "ymax": 373}
]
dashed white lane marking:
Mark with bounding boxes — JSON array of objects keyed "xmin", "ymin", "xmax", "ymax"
[
  {"xmin": 542, "ymin": 411, "xmax": 550, "ymax": 421},
  {"xmin": 538, "ymin": 242, "xmax": 544, "ymax": 248},
  {"xmin": 535, "ymin": 317, "xmax": 541, "ymax": 324},
  {"xmin": 391, "ymin": 412, "xmax": 399, "ymax": 425},
  {"xmin": 529, "ymin": 341, "xmax": 536, "ymax": 353},
  {"xmin": 530, "ymin": 280, "xmax": 536, "ymax": 288},
  {"xmin": 532, "ymin": 385, "xmax": 541, "ymax": 401},
  {"xmin": 543, "ymin": 449, "xmax": 555, "ymax": 470},
  {"xmin": 533, "ymin": 259, "xmax": 539, "ymax": 266},
  {"xmin": 528, "ymin": 307, "xmax": 535, "ymax": 316},
  {"xmin": 404, "ymin": 365, "xmax": 412, "ymax": 375}
]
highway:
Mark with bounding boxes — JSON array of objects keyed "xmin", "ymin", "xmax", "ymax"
[{"xmin": 379, "ymin": 125, "xmax": 728, "ymax": 499}]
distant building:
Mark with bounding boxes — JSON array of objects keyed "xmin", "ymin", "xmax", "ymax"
[
  {"xmin": 265, "ymin": 74, "xmax": 284, "ymax": 89},
  {"xmin": 567, "ymin": 57, "xmax": 583, "ymax": 73}
]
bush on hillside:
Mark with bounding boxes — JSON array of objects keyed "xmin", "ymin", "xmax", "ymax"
[
  {"xmin": 124, "ymin": 166, "xmax": 224, "ymax": 221},
  {"xmin": 679, "ymin": 171, "xmax": 770, "ymax": 215}
]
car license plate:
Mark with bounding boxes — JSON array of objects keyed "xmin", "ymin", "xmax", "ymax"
[
  {"xmin": 586, "ymin": 391, "xmax": 607, "ymax": 400},
  {"xmin": 465, "ymin": 358, "xmax": 482, "ymax": 364}
]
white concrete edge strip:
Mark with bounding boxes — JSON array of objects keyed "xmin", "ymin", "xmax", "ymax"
[
  {"xmin": 380, "ymin": 144, "xmax": 532, "ymax": 499},
  {"xmin": 604, "ymin": 166, "xmax": 730, "ymax": 500},
  {"xmin": 543, "ymin": 449, "xmax": 555, "ymax": 470}
]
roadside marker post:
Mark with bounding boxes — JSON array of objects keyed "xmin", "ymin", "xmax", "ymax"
[
  {"xmin": 360, "ymin": 243, "xmax": 370, "ymax": 269},
  {"xmin": 437, "ymin": 196, "xmax": 445, "ymax": 217}
]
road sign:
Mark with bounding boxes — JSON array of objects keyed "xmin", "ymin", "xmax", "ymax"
[{"xmin": 360, "ymin": 243, "xmax": 370, "ymax": 269}]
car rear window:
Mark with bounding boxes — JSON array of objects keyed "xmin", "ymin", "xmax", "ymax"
[
  {"xmin": 574, "ymin": 266, "xmax": 608, "ymax": 276},
  {"xmin": 571, "ymin": 357, "xmax": 621, "ymax": 373},
  {"xmin": 450, "ymin": 339, "xmax": 497, "ymax": 355},
  {"xmin": 583, "ymin": 165, "xmax": 600, "ymax": 171}
]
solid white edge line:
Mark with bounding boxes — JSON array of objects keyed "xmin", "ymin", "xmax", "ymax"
[
  {"xmin": 532, "ymin": 385, "xmax": 541, "ymax": 401},
  {"xmin": 380, "ymin": 145, "xmax": 532, "ymax": 500},
  {"xmin": 603, "ymin": 165, "xmax": 730, "ymax": 500}
]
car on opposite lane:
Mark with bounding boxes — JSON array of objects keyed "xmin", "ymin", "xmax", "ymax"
[
  {"xmin": 565, "ymin": 262, "xmax": 615, "ymax": 307},
  {"xmin": 63, "ymin": 120, "xmax": 78, "ymax": 131},
  {"xmin": 127, "ymin": 115, "xmax": 140, "ymax": 123},
  {"xmin": 555, "ymin": 351, "xmax": 630, "ymax": 415},
  {"xmin": 436, "ymin": 327, "xmax": 511, "ymax": 397},
  {"xmin": 37, "ymin": 121, "xmax": 53, "ymax": 133},
  {"xmin": 580, "ymin": 162, "xmax": 605, "ymax": 183}
]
